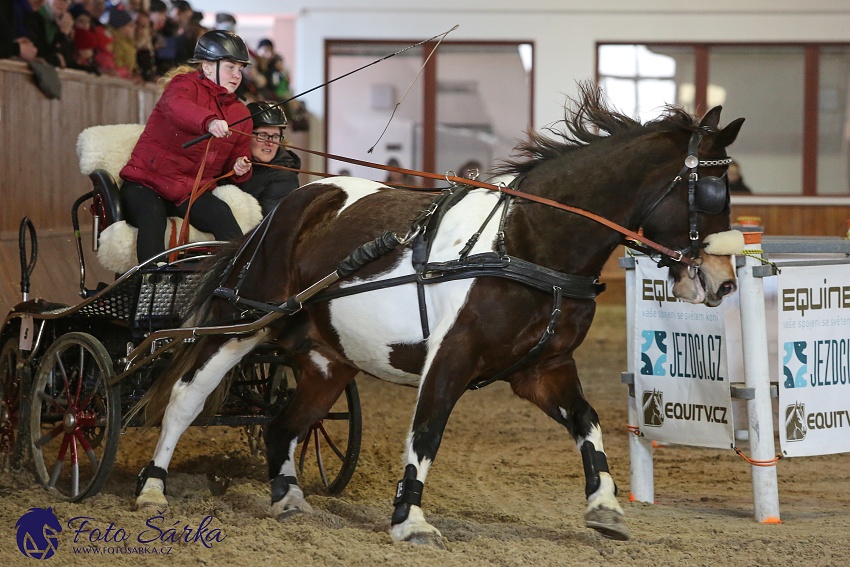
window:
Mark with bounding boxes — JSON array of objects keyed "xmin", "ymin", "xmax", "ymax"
[
  {"xmin": 597, "ymin": 43, "xmax": 850, "ymax": 196},
  {"xmin": 326, "ymin": 41, "xmax": 533, "ymax": 185}
]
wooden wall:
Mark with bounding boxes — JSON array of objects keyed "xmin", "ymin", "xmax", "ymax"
[
  {"xmin": 0, "ymin": 61, "xmax": 158, "ymax": 314},
  {"xmin": 0, "ymin": 60, "xmax": 158, "ymax": 232},
  {"xmin": 731, "ymin": 202, "xmax": 850, "ymax": 237}
]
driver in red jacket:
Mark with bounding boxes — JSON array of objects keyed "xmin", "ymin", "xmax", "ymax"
[{"xmin": 119, "ymin": 30, "xmax": 253, "ymax": 264}]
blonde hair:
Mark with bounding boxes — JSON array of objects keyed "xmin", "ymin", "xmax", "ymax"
[{"xmin": 158, "ymin": 64, "xmax": 197, "ymax": 89}]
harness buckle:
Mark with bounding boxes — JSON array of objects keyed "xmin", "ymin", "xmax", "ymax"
[{"xmin": 689, "ymin": 230, "xmax": 699, "ymax": 241}]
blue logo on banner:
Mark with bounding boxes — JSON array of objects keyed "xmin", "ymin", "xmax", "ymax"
[
  {"xmin": 640, "ymin": 330, "xmax": 667, "ymax": 376},
  {"xmin": 782, "ymin": 341, "xmax": 808, "ymax": 389},
  {"xmin": 15, "ymin": 507, "xmax": 62, "ymax": 559}
]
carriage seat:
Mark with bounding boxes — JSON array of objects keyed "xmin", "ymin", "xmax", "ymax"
[
  {"xmin": 89, "ymin": 169, "xmax": 123, "ymax": 226},
  {"xmin": 76, "ymin": 124, "xmax": 262, "ymax": 274}
]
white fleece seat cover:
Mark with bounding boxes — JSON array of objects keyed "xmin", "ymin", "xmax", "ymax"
[{"xmin": 76, "ymin": 124, "xmax": 262, "ymax": 273}]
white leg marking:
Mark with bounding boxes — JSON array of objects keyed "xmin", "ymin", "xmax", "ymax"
[
  {"xmin": 271, "ymin": 438, "xmax": 312, "ymax": 517},
  {"xmin": 135, "ymin": 333, "xmax": 265, "ymax": 509},
  {"xmin": 579, "ymin": 425, "xmax": 628, "ymax": 540},
  {"xmin": 390, "ymin": 440, "xmax": 441, "ymax": 543}
]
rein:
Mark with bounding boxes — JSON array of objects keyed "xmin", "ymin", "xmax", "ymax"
[{"xmin": 284, "ymin": 143, "xmax": 697, "ymax": 266}]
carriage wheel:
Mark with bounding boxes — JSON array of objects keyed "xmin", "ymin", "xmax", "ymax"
[
  {"xmin": 236, "ymin": 353, "xmax": 362, "ymax": 494},
  {"xmin": 29, "ymin": 332, "xmax": 119, "ymax": 501},
  {"xmin": 296, "ymin": 377, "xmax": 362, "ymax": 494},
  {"xmin": 1, "ymin": 337, "xmax": 27, "ymax": 471}
]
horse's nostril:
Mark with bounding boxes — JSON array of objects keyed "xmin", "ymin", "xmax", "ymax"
[{"xmin": 718, "ymin": 281, "xmax": 736, "ymax": 297}]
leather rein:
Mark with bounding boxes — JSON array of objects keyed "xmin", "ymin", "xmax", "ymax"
[{"xmin": 280, "ymin": 142, "xmax": 700, "ymax": 267}]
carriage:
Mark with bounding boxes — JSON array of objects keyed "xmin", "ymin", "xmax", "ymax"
[
  {"xmin": 0, "ymin": 126, "xmax": 362, "ymax": 502},
  {"xmin": 2, "ymin": 85, "xmax": 746, "ymax": 546}
]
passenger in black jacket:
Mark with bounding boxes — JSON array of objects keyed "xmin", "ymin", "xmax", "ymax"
[{"xmin": 240, "ymin": 101, "xmax": 302, "ymax": 217}]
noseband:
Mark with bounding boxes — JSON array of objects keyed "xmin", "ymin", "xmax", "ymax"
[{"xmin": 641, "ymin": 129, "xmax": 733, "ymax": 270}]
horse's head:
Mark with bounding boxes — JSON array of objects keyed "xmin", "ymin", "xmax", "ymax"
[{"xmin": 643, "ymin": 106, "xmax": 745, "ymax": 307}]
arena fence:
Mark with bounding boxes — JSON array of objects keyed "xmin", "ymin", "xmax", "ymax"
[{"xmin": 621, "ymin": 232, "xmax": 850, "ymax": 523}]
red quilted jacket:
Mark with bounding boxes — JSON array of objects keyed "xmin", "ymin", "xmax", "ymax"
[{"xmin": 120, "ymin": 71, "xmax": 252, "ymax": 204}]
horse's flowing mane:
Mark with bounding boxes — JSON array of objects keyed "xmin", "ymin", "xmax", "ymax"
[{"xmin": 497, "ymin": 82, "xmax": 699, "ymax": 175}]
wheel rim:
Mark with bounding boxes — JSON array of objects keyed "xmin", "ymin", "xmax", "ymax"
[
  {"xmin": 0, "ymin": 338, "xmax": 23, "ymax": 469},
  {"xmin": 30, "ymin": 333, "xmax": 119, "ymax": 501},
  {"xmin": 297, "ymin": 379, "xmax": 361, "ymax": 494}
]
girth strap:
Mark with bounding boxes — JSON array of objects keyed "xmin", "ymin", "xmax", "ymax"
[{"xmin": 468, "ymin": 284, "xmax": 563, "ymax": 390}]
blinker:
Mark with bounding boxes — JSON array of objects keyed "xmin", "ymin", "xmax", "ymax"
[{"xmin": 694, "ymin": 175, "xmax": 729, "ymax": 214}]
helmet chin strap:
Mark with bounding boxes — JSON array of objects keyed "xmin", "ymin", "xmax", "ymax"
[{"xmin": 215, "ymin": 60, "xmax": 221, "ymax": 86}]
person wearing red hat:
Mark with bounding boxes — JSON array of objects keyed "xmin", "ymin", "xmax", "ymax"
[{"xmin": 119, "ymin": 29, "xmax": 254, "ymax": 264}]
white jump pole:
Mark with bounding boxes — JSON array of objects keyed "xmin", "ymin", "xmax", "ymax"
[
  {"xmin": 736, "ymin": 233, "xmax": 781, "ymax": 523},
  {"xmin": 623, "ymin": 258, "xmax": 654, "ymax": 503}
]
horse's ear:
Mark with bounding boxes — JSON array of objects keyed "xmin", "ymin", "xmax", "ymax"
[
  {"xmin": 713, "ymin": 117, "xmax": 745, "ymax": 148},
  {"xmin": 699, "ymin": 106, "xmax": 723, "ymax": 130}
]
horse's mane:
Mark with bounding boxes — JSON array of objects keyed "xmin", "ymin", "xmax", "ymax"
[{"xmin": 497, "ymin": 82, "xmax": 699, "ymax": 176}]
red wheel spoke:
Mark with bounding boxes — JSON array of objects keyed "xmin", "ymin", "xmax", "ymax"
[
  {"xmin": 316, "ymin": 423, "xmax": 346, "ymax": 461},
  {"xmin": 314, "ymin": 427, "xmax": 328, "ymax": 486},
  {"xmin": 298, "ymin": 428, "xmax": 313, "ymax": 473},
  {"xmin": 48, "ymin": 433, "xmax": 71, "ymax": 488}
]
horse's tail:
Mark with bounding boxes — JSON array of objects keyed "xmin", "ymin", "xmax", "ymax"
[
  {"xmin": 123, "ymin": 336, "xmax": 235, "ymax": 427},
  {"xmin": 183, "ymin": 239, "xmax": 244, "ymax": 325}
]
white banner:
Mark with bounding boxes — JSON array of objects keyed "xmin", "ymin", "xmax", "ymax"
[
  {"xmin": 777, "ymin": 264, "xmax": 850, "ymax": 457},
  {"xmin": 633, "ymin": 258, "xmax": 734, "ymax": 448}
]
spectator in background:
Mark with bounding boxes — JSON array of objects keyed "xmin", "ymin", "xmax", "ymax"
[
  {"xmin": 457, "ymin": 159, "xmax": 483, "ymax": 180},
  {"xmin": 239, "ymin": 101, "xmax": 302, "ymax": 217},
  {"xmin": 727, "ymin": 160, "xmax": 752, "ymax": 194},
  {"xmin": 106, "ymin": 5, "xmax": 137, "ymax": 79},
  {"xmin": 175, "ymin": 9, "xmax": 206, "ymax": 65},
  {"xmin": 254, "ymin": 38, "xmax": 292, "ymax": 102},
  {"xmin": 2, "ymin": 0, "xmax": 38, "ymax": 60},
  {"xmin": 71, "ymin": 2, "xmax": 115, "ymax": 74},
  {"xmin": 384, "ymin": 157, "xmax": 416, "ymax": 186},
  {"xmin": 23, "ymin": 0, "xmax": 75, "ymax": 68},
  {"xmin": 215, "ymin": 12, "xmax": 236, "ymax": 32},
  {"xmin": 150, "ymin": 0, "xmax": 178, "ymax": 75},
  {"xmin": 134, "ymin": 9, "xmax": 156, "ymax": 81}
]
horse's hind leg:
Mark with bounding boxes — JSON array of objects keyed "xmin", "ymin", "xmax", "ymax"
[
  {"xmin": 511, "ymin": 358, "xmax": 629, "ymax": 541},
  {"xmin": 134, "ymin": 332, "xmax": 267, "ymax": 510},
  {"xmin": 264, "ymin": 351, "xmax": 359, "ymax": 520}
]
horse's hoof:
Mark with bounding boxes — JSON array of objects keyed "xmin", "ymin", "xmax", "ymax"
[
  {"xmin": 403, "ymin": 532, "xmax": 447, "ymax": 549},
  {"xmin": 132, "ymin": 496, "xmax": 168, "ymax": 511},
  {"xmin": 276, "ymin": 508, "xmax": 303, "ymax": 521},
  {"xmin": 585, "ymin": 507, "xmax": 630, "ymax": 541}
]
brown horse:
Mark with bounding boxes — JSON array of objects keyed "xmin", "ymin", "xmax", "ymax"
[{"xmin": 133, "ymin": 84, "xmax": 744, "ymax": 547}]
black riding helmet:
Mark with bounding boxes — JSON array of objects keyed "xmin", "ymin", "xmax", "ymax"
[
  {"xmin": 247, "ymin": 101, "xmax": 288, "ymax": 128},
  {"xmin": 190, "ymin": 30, "xmax": 250, "ymax": 64}
]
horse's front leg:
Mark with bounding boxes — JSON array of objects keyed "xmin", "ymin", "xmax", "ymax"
[
  {"xmin": 511, "ymin": 357, "xmax": 629, "ymax": 541},
  {"xmin": 134, "ymin": 332, "xmax": 266, "ymax": 510},
  {"xmin": 265, "ymin": 352, "xmax": 358, "ymax": 520},
  {"xmin": 389, "ymin": 351, "xmax": 471, "ymax": 549}
]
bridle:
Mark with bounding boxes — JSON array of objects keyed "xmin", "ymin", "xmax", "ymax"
[{"xmin": 638, "ymin": 128, "xmax": 733, "ymax": 269}]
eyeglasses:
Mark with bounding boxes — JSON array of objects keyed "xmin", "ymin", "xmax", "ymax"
[{"xmin": 252, "ymin": 132, "xmax": 283, "ymax": 143}]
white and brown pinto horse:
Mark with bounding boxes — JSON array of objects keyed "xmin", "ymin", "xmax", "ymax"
[{"xmin": 132, "ymin": 85, "xmax": 744, "ymax": 546}]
